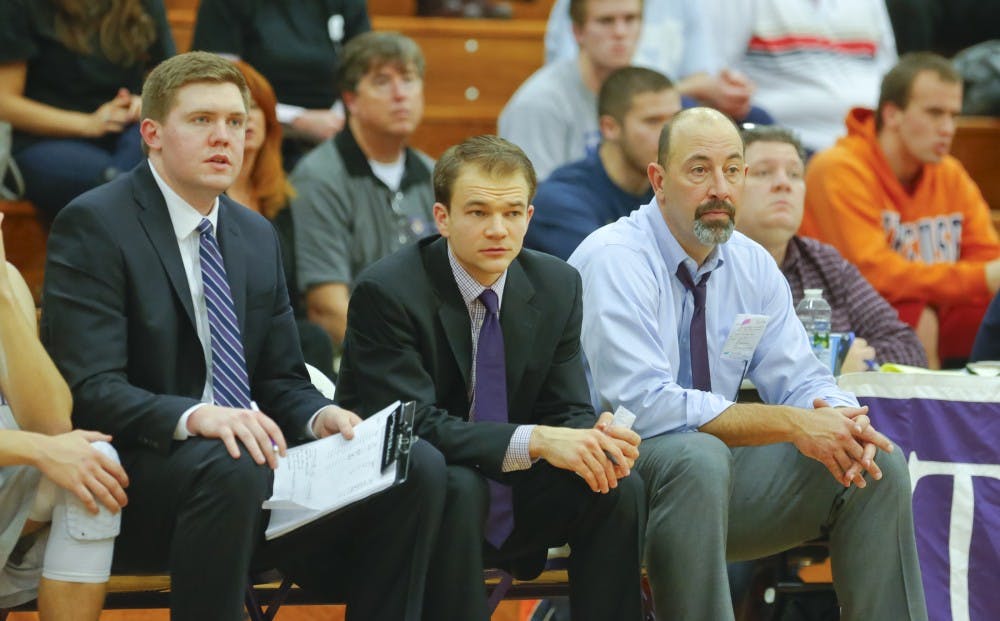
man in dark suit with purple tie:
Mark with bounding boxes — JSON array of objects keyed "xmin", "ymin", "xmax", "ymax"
[{"xmin": 336, "ymin": 135, "xmax": 645, "ymax": 621}]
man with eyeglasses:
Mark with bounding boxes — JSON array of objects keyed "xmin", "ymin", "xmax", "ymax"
[{"xmin": 291, "ymin": 31, "xmax": 435, "ymax": 349}]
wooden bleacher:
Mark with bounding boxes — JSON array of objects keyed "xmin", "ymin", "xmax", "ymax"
[
  {"xmin": 373, "ymin": 15, "xmax": 544, "ymax": 157},
  {"xmin": 951, "ymin": 116, "xmax": 1000, "ymax": 211}
]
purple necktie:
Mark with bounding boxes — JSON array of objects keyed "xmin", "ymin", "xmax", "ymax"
[
  {"xmin": 473, "ymin": 289, "xmax": 514, "ymax": 548},
  {"xmin": 676, "ymin": 266, "xmax": 712, "ymax": 392},
  {"xmin": 197, "ymin": 219, "xmax": 252, "ymax": 409}
]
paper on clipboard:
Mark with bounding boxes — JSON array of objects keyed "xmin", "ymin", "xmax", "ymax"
[{"xmin": 264, "ymin": 400, "xmax": 411, "ymax": 539}]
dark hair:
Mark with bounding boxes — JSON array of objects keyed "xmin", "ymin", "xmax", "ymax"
[
  {"xmin": 53, "ymin": 0, "xmax": 157, "ymax": 67},
  {"xmin": 876, "ymin": 52, "xmax": 962, "ymax": 131},
  {"xmin": 740, "ymin": 126, "xmax": 806, "ymax": 164},
  {"xmin": 657, "ymin": 107, "xmax": 742, "ymax": 166},
  {"xmin": 338, "ymin": 31, "xmax": 425, "ymax": 94},
  {"xmin": 598, "ymin": 66, "xmax": 674, "ymax": 123},
  {"xmin": 433, "ymin": 136, "xmax": 537, "ymax": 208}
]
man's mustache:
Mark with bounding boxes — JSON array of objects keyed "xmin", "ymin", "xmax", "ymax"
[{"xmin": 694, "ymin": 199, "xmax": 736, "ymax": 219}]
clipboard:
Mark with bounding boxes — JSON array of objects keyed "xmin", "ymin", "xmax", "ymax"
[{"xmin": 263, "ymin": 400, "xmax": 416, "ymax": 540}]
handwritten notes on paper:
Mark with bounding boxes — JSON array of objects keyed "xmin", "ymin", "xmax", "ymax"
[{"xmin": 264, "ymin": 401, "xmax": 400, "ymax": 539}]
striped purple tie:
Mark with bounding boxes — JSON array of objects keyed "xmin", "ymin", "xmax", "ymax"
[
  {"xmin": 197, "ymin": 219, "xmax": 252, "ymax": 409},
  {"xmin": 473, "ymin": 289, "xmax": 514, "ymax": 548}
]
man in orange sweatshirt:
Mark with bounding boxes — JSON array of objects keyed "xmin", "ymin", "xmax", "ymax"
[{"xmin": 801, "ymin": 53, "xmax": 1000, "ymax": 368}]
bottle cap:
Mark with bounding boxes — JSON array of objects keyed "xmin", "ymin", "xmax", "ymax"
[{"xmin": 804, "ymin": 289, "xmax": 823, "ymax": 298}]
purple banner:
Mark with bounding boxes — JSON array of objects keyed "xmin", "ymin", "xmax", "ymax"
[{"xmin": 860, "ymin": 394, "xmax": 1000, "ymax": 621}]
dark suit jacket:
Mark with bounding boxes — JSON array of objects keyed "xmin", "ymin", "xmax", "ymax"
[
  {"xmin": 336, "ymin": 235, "xmax": 596, "ymax": 480},
  {"xmin": 41, "ymin": 161, "xmax": 330, "ymax": 454}
]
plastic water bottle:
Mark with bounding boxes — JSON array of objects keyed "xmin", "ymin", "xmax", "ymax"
[{"xmin": 796, "ymin": 289, "xmax": 832, "ymax": 369}]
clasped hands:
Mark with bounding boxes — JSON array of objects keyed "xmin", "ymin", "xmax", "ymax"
[
  {"xmin": 793, "ymin": 398, "xmax": 894, "ymax": 488},
  {"xmin": 89, "ymin": 88, "xmax": 142, "ymax": 137},
  {"xmin": 187, "ymin": 403, "xmax": 361, "ymax": 470},
  {"xmin": 528, "ymin": 412, "xmax": 641, "ymax": 494}
]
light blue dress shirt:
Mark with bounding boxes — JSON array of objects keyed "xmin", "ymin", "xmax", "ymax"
[{"xmin": 568, "ymin": 199, "xmax": 858, "ymax": 440}]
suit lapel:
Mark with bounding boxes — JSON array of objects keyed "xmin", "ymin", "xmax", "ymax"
[
  {"xmin": 499, "ymin": 258, "xmax": 539, "ymax": 402},
  {"xmin": 425, "ymin": 238, "xmax": 472, "ymax": 388},
  {"xmin": 133, "ymin": 163, "xmax": 197, "ymax": 330},
  {"xmin": 216, "ymin": 199, "xmax": 248, "ymax": 332}
]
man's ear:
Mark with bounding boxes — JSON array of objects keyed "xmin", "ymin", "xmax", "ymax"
[
  {"xmin": 599, "ymin": 114, "xmax": 621, "ymax": 143},
  {"xmin": 647, "ymin": 162, "xmax": 666, "ymax": 194},
  {"xmin": 140, "ymin": 118, "xmax": 161, "ymax": 152},
  {"xmin": 432, "ymin": 202, "xmax": 450, "ymax": 236},
  {"xmin": 880, "ymin": 102, "xmax": 903, "ymax": 131},
  {"xmin": 342, "ymin": 91, "xmax": 358, "ymax": 117}
]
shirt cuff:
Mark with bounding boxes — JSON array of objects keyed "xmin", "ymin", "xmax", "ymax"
[
  {"xmin": 501, "ymin": 424, "xmax": 536, "ymax": 472},
  {"xmin": 305, "ymin": 407, "xmax": 328, "ymax": 440},
  {"xmin": 277, "ymin": 102, "xmax": 307, "ymax": 124},
  {"xmin": 173, "ymin": 404, "xmax": 205, "ymax": 440}
]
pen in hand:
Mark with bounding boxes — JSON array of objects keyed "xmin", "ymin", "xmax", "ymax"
[{"xmin": 250, "ymin": 401, "xmax": 280, "ymax": 454}]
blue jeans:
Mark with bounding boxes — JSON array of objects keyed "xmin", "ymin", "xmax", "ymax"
[{"xmin": 14, "ymin": 125, "xmax": 144, "ymax": 220}]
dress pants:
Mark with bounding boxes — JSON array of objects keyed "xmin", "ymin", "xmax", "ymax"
[
  {"xmin": 113, "ymin": 437, "xmax": 446, "ymax": 621},
  {"xmin": 636, "ymin": 432, "xmax": 928, "ymax": 621},
  {"xmin": 423, "ymin": 461, "xmax": 646, "ymax": 621}
]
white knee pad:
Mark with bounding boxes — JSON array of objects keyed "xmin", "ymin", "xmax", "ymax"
[{"xmin": 41, "ymin": 441, "xmax": 120, "ymax": 583}]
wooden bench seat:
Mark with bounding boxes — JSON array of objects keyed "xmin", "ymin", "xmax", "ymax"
[{"xmin": 0, "ymin": 566, "xmax": 581, "ymax": 620}]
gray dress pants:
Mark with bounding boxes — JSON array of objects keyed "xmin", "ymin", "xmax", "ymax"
[{"xmin": 636, "ymin": 432, "xmax": 928, "ymax": 620}]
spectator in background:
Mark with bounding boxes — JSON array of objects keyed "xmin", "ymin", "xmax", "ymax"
[
  {"xmin": 0, "ymin": 0, "xmax": 174, "ymax": 220},
  {"xmin": 226, "ymin": 60, "xmax": 335, "ymax": 379},
  {"xmin": 544, "ymin": 0, "xmax": 759, "ymax": 122},
  {"xmin": 193, "ymin": 0, "xmax": 371, "ymax": 168},
  {"xmin": 499, "ymin": 0, "xmax": 641, "ymax": 180},
  {"xmin": 0, "ymin": 214, "xmax": 128, "ymax": 618},
  {"xmin": 737, "ymin": 125, "xmax": 926, "ymax": 370},
  {"xmin": 525, "ymin": 67, "xmax": 680, "ymax": 260},
  {"xmin": 704, "ymin": 0, "xmax": 898, "ymax": 153},
  {"xmin": 291, "ymin": 32, "xmax": 434, "ymax": 350},
  {"xmin": 801, "ymin": 53, "xmax": 1000, "ymax": 368}
]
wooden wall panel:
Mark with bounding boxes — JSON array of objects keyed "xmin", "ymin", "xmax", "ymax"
[{"xmin": 952, "ymin": 116, "xmax": 1000, "ymax": 211}]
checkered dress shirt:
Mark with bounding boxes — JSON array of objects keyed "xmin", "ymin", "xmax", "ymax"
[{"xmin": 447, "ymin": 249, "xmax": 534, "ymax": 471}]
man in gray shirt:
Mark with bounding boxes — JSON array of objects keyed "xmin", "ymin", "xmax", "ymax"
[
  {"xmin": 291, "ymin": 32, "xmax": 435, "ymax": 347},
  {"xmin": 498, "ymin": 0, "xmax": 641, "ymax": 180}
]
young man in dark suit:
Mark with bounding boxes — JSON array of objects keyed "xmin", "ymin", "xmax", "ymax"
[
  {"xmin": 336, "ymin": 135, "xmax": 646, "ymax": 620},
  {"xmin": 41, "ymin": 51, "xmax": 447, "ymax": 621}
]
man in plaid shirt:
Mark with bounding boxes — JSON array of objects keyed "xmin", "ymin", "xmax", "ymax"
[{"xmin": 736, "ymin": 125, "xmax": 926, "ymax": 370}]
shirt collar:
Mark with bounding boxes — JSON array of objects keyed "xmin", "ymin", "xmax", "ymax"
[
  {"xmin": 638, "ymin": 198, "xmax": 723, "ymax": 281},
  {"xmin": 446, "ymin": 245, "xmax": 508, "ymax": 311},
  {"xmin": 334, "ymin": 125, "xmax": 431, "ymax": 190},
  {"xmin": 148, "ymin": 159, "xmax": 220, "ymax": 241},
  {"xmin": 780, "ymin": 236, "xmax": 802, "ymax": 272}
]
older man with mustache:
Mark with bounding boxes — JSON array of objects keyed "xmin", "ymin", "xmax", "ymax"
[{"xmin": 569, "ymin": 108, "xmax": 928, "ymax": 620}]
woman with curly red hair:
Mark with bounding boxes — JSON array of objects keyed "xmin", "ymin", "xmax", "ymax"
[{"xmin": 228, "ymin": 60, "xmax": 335, "ymax": 380}]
